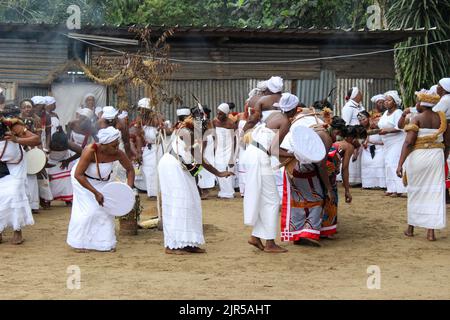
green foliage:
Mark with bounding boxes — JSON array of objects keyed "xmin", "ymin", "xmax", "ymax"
[{"xmin": 387, "ymin": 0, "xmax": 450, "ymax": 106}]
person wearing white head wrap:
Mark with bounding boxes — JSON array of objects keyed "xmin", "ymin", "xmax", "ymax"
[
  {"xmin": 217, "ymin": 103, "xmax": 230, "ymax": 115},
  {"xmin": 76, "ymin": 107, "xmax": 94, "ymax": 120},
  {"xmin": 138, "ymin": 98, "xmax": 152, "ymax": 110},
  {"xmin": 371, "ymin": 94, "xmax": 386, "ymax": 114},
  {"xmin": 84, "ymin": 93, "xmax": 95, "ymax": 108},
  {"xmin": 176, "ymin": 107, "xmax": 191, "ymax": 120},
  {"xmin": 341, "ymin": 87, "xmax": 365, "ymax": 185},
  {"xmin": 433, "ymin": 78, "xmax": 450, "ymax": 120},
  {"xmin": 67, "ymin": 123, "xmax": 134, "ymax": 252},
  {"xmin": 378, "ymin": 89, "xmax": 407, "ymax": 196},
  {"xmin": 44, "ymin": 96, "xmax": 56, "ymax": 106},
  {"xmin": 279, "ymin": 93, "xmax": 299, "ymax": 113},
  {"xmin": 31, "ymin": 96, "xmax": 46, "ymax": 106},
  {"xmin": 266, "ymin": 76, "xmax": 283, "ymax": 94},
  {"xmin": 118, "ymin": 111, "xmax": 128, "ymax": 120},
  {"xmin": 257, "ymin": 80, "xmax": 268, "ymax": 91},
  {"xmin": 397, "ymin": 90, "xmax": 447, "ymax": 240},
  {"xmin": 101, "ymin": 106, "xmax": 119, "ymax": 120},
  {"xmin": 43, "ymin": 96, "xmax": 60, "ymax": 137}
]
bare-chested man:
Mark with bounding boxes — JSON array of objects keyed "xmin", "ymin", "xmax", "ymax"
[
  {"xmin": 243, "ymin": 76, "xmax": 284, "ymax": 132},
  {"xmin": 243, "ymin": 92, "xmax": 297, "ymax": 253}
]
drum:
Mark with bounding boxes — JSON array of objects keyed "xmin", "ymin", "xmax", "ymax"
[
  {"xmin": 291, "ymin": 125, "xmax": 326, "ymax": 164},
  {"xmin": 26, "ymin": 148, "xmax": 47, "ymax": 175},
  {"xmin": 101, "ymin": 182, "xmax": 136, "ymax": 217}
]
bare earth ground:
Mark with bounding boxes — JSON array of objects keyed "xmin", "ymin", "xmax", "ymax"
[{"xmin": 0, "ymin": 187, "xmax": 449, "ymax": 300}]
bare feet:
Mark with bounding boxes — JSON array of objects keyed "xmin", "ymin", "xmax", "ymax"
[
  {"xmin": 404, "ymin": 225, "xmax": 414, "ymax": 237},
  {"xmin": 427, "ymin": 229, "xmax": 436, "ymax": 241},
  {"xmin": 385, "ymin": 192, "xmax": 393, "ymax": 196},
  {"xmin": 263, "ymin": 240, "xmax": 288, "ymax": 253},
  {"xmin": 296, "ymin": 238, "xmax": 322, "ymax": 247},
  {"xmin": 165, "ymin": 248, "xmax": 189, "ymax": 255},
  {"xmin": 184, "ymin": 246, "xmax": 206, "ymax": 254},
  {"xmin": 248, "ymin": 236, "xmax": 265, "ymax": 251},
  {"xmin": 32, "ymin": 209, "xmax": 39, "ymax": 214},
  {"xmin": 11, "ymin": 230, "xmax": 24, "ymax": 245}
]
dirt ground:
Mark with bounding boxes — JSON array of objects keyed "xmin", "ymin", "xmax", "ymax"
[{"xmin": 0, "ymin": 186, "xmax": 449, "ymax": 300}]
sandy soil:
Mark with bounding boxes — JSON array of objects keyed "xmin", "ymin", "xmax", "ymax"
[{"xmin": 0, "ymin": 187, "xmax": 449, "ymax": 300}]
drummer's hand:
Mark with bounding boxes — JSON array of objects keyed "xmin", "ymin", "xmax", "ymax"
[
  {"xmin": 217, "ymin": 171, "xmax": 234, "ymax": 178},
  {"xmin": 4, "ymin": 132, "xmax": 18, "ymax": 143},
  {"xmin": 95, "ymin": 192, "xmax": 105, "ymax": 206}
]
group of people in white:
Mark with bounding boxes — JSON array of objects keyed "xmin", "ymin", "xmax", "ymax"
[{"xmin": 0, "ymin": 75, "xmax": 448, "ymax": 252}]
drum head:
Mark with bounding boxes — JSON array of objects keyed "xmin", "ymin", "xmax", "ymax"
[
  {"xmin": 101, "ymin": 182, "xmax": 136, "ymax": 217},
  {"xmin": 26, "ymin": 148, "xmax": 47, "ymax": 174},
  {"xmin": 292, "ymin": 125, "xmax": 326, "ymax": 163}
]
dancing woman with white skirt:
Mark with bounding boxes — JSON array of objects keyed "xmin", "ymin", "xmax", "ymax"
[
  {"xmin": 67, "ymin": 127, "xmax": 134, "ymax": 252},
  {"xmin": 158, "ymin": 110, "xmax": 233, "ymax": 255},
  {"xmin": 0, "ymin": 106, "xmax": 40, "ymax": 245}
]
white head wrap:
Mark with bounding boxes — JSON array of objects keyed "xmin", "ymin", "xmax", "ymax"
[
  {"xmin": 118, "ymin": 111, "xmax": 128, "ymax": 120},
  {"xmin": 84, "ymin": 93, "xmax": 95, "ymax": 102},
  {"xmin": 371, "ymin": 94, "xmax": 386, "ymax": 103},
  {"xmin": 98, "ymin": 127, "xmax": 121, "ymax": 145},
  {"xmin": 350, "ymin": 87, "xmax": 359, "ymax": 100},
  {"xmin": 248, "ymin": 88, "xmax": 260, "ymax": 99},
  {"xmin": 384, "ymin": 90, "xmax": 402, "ymax": 106},
  {"xmin": 138, "ymin": 98, "xmax": 151, "ymax": 109},
  {"xmin": 176, "ymin": 108, "xmax": 191, "ymax": 117},
  {"xmin": 217, "ymin": 103, "xmax": 230, "ymax": 114},
  {"xmin": 257, "ymin": 81, "xmax": 268, "ymax": 91},
  {"xmin": 429, "ymin": 85, "xmax": 438, "ymax": 95},
  {"xmin": 267, "ymin": 76, "xmax": 283, "ymax": 93},
  {"xmin": 279, "ymin": 93, "xmax": 299, "ymax": 113},
  {"xmin": 415, "ymin": 89, "xmax": 440, "ymax": 107},
  {"xmin": 94, "ymin": 106, "xmax": 103, "ymax": 117},
  {"xmin": 438, "ymin": 78, "xmax": 450, "ymax": 93},
  {"xmin": 44, "ymin": 96, "xmax": 56, "ymax": 106},
  {"xmin": 76, "ymin": 107, "xmax": 94, "ymax": 119},
  {"xmin": 101, "ymin": 106, "xmax": 119, "ymax": 120},
  {"xmin": 31, "ymin": 96, "xmax": 46, "ymax": 105}
]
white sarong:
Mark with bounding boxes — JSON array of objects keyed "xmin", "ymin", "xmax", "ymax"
[
  {"xmin": 142, "ymin": 126, "xmax": 163, "ymax": 197},
  {"xmin": 405, "ymin": 129, "xmax": 446, "ymax": 229},
  {"xmin": 158, "ymin": 152, "xmax": 205, "ymax": 249},
  {"xmin": 197, "ymin": 134, "xmax": 216, "ymax": 189},
  {"xmin": 26, "ymin": 174, "xmax": 40, "ymax": 210},
  {"xmin": 215, "ymin": 127, "xmax": 235, "ymax": 198},
  {"xmin": 0, "ymin": 141, "xmax": 34, "ymax": 232},
  {"xmin": 243, "ymin": 124, "xmax": 280, "ymax": 240},
  {"xmin": 67, "ymin": 161, "xmax": 116, "ymax": 251},
  {"xmin": 47, "ymin": 150, "xmax": 74, "ymax": 202},
  {"xmin": 361, "ymin": 134, "xmax": 386, "ymax": 188}
]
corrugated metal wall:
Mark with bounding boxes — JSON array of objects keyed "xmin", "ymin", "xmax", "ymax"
[
  {"xmin": 335, "ymin": 78, "xmax": 396, "ymax": 115},
  {"xmin": 18, "ymin": 85, "xmax": 50, "ymax": 102},
  {"xmin": 296, "ymin": 70, "xmax": 336, "ymax": 108}
]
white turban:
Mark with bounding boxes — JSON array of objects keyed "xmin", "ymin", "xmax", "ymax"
[
  {"xmin": 248, "ymin": 88, "xmax": 260, "ymax": 99},
  {"xmin": 44, "ymin": 96, "xmax": 56, "ymax": 106},
  {"xmin": 267, "ymin": 76, "xmax": 283, "ymax": 93},
  {"xmin": 384, "ymin": 90, "xmax": 402, "ymax": 106},
  {"xmin": 218, "ymin": 103, "xmax": 230, "ymax": 114},
  {"xmin": 101, "ymin": 106, "xmax": 119, "ymax": 120},
  {"xmin": 138, "ymin": 98, "xmax": 151, "ymax": 109},
  {"xmin": 118, "ymin": 111, "xmax": 128, "ymax": 119},
  {"xmin": 98, "ymin": 127, "xmax": 121, "ymax": 145},
  {"xmin": 371, "ymin": 94, "xmax": 386, "ymax": 103},
  {"xmin": 279, "ymin": 93, "xmax": 299, "ymax": 113},
  {"xmin": 415, "ymin": 89, "xmax": 440, "ymax": 107},
  {"xmin": 350, "ymin": 87, "xmax": 359, "ymax": 100},
  {"xmin": 429, "ymin": 85, "xmax": 438, "ymax": 95},
  {"xmin": 94, "ymin": 106, "xmax": 103, "ymax": 117},
  {"xmin": 31, "ymin": 96, "xmax": 46, "ymax": 105},
  {"xmin": 84, "ymin": 93, "xmax": 95, "ymax": 102},
  {"xmin": 257, "ymin": 81, "xmax": 268, "ymax": 91},
  {"xmin": 439, "ymin": 78, "xmax": 450, "ymax": 93},
  {"xmin": 176, "ymin": 108, "xmax": 191, "ymax": 117},
  {"xmin": 76, "ymin": 107, "xmax": 94, "ymax": 119}
]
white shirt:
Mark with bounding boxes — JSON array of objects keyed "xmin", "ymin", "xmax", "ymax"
[
  {"xmin": 433, "ymin": 94, "xmax": 450, "ymax": 119},
  {"xmin": 341, "ymin": 100, "xmax": 364, "ymax": 125}
]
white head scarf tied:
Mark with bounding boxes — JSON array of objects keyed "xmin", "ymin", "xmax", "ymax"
[
  {"xmin": 350, "ymin": 87, "xmax": 359, "ymax": 100},
  {"xmin": 98, "ymin": 127, "xmax": 121, "ymax": 145},
  {"xmin": 76, "ymin": 107, "xmax": 94, "ymax": 119},
  {"xmin": 218, "ymin": 103, "xmax": 230, "ymax": 114},
  {"xmin": 138, "ymin": 98, "xmax": 151, "ymax": 109},
  {"xmin": 439, "ymin": 78, "xmax": 450, "ymax": 93},
  {"xmin": 257, "ymin": 81, "xmax": 268, "ymax": 91},
  {"xmin": 384, "ymin": 90, "xmax": 402, "ymax": 106},
  {"xmin": 248, "ymin": 88, "xmax": 260, "ymax": 99},
  {"xmin": 118, "ymin": 111, "xmax": 128, "ymax": 119},
  {"xmin": 31, "ymin": 96, "xmax": 46, "ymax": 105},
  {"xmin": 84, "ymin": 93, "xmax": 95, "ymax": 102},
  {"xmin": 429, "ymin": 85, "xmax": 438, "ymax": 95},
  {"xmin": 267, "ymin": 76, "xmax": 283, "ymax": 93},
  {"xmin": 176, "ymin": 108, "xmax": 191, "ymax": 117},
  {"xmin": 371, "ymin": 94, "xmax": 386, "ymax": 103},
  {"xmin": 44, "ymin": 96, "xmax": 56, "ymax": 106},
  {"xmin": 279, "ymin": 93, "xmax": 299, "ymax": 113},
  {"xmin": 101, "ymin": 106, "xmax": 119, "ymax": 120},
  {"xmin": 415, "ymin": 89, "xmax": 440, "ymax": 107}
]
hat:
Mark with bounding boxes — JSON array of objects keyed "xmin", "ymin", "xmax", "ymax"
[
  {"xmin": 217, "ymin": 103, "xmax": 230, "ymax": 114},
  {"xmin": 44, "ymin": 96, "xmax": 56, "ymax": 106},
  {"xmin": 279, "ymin": 93, "xmax": 299, "ymax": 112},
  {"xmin": 137, "ymin": 98, "xmax": 152, "ymax": 110},
  {"xmin": 101, "ymin": 106, "xmax": 119, "ymax": 120},
  {"xmin": 31, "ymin": 96, "xmax": 46, "ymax": 105},
  {"xmin": 118, "ymin": 111, "xmax": 128, "ymax": 119},
  {"xmin": 84, "ymin": 93, "xmax": 95, "ymax": 101},
  {"xmin": 257, "ymin": 81, "xmax": 268, "ymax": 91},
  {"xmin": 176, "ymin": 107, "xmax": 191, "ymax": 117},
  {"xmin": 267, "ymin": 76, "xmax": 283, "ymax": 93},
  {"xmin": 76, "ymin": 107, "xmax": 94, "ymax": 119},
  {"xmin": 384, "ymin": 90, "xmax": 402, "ymax": 106},
  {"xmin": 350, "ymin": 87, "xmax": 360, "ymax": 100},
  {"xmin": 98, "ymin": 127, "xmax": 121, "ymax": 145},
  {"xmin": 371, "ymin": 94, "xmax": 386, "ymax": 103},
  {"xmin": 438, "ymin": 78, "xmax": 450, "ymax": 93}
]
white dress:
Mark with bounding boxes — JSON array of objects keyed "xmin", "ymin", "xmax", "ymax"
[
  {"xmin": 214, "ymin": 126, "xmax": 235, "ymax": 198},
  {"xmin": 67, "ymin": 161, "xmax": 116, "ymax": 251},
  {"xmin": 142, "ymin": 126, "xmax": 163, "ymax": 197},
  {"xmin": 361, "ymin": 134, "xmax": 386, "ymax": 188},
  {"xmin": 197, "ymin": 134, "xmax": 216, "ymax": 189},
  {"xmin": 158, "ymin": 137, "xmax": 204, "ymax": 249},
  {"xmin": 237, "ymin": 120, "xmax": 247, "ymax": 196},
  {"xmin": 378, "ymin": 109, "xmax": 407, "ymax": 193},
  {"xmin": 0, "ymin": 141, "xmax": 34, "ymax": 232},
  {"xmin": 47, "ymin": 150, "xmax": 74, "ymax": 202},
  {"xmin": 405, "ymin": 129, "xmax": 446, "ymax": 229}
]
